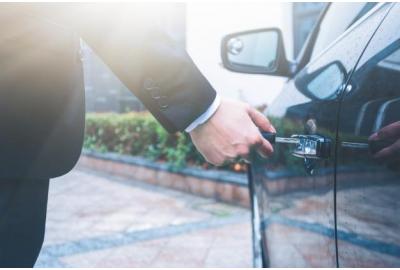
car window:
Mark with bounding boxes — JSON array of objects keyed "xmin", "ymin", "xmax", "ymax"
[
  {"xmin": 311, "ymin": 3, "xmax": 377, "ymax": 61},
  {"xmin": 294, "ymin": 3, "xmax": 392, "ymax": 101}
]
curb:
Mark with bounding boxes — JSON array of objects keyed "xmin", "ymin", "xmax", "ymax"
[{"xmin": 77, "ymin": 150, "xmax": 250, "ymax": 207}]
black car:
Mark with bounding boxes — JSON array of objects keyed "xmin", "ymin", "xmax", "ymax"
[{"xmin": 221, "ymin": 2, "xmax": 400, "ymax": 267}]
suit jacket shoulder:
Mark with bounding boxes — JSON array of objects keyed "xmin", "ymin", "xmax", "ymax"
[{"xmin": 14, "ymin": 3, "xmax": 217, "ymax": 132}]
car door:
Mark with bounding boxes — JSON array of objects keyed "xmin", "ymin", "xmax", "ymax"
[
  {"xmin": 335, "ymin": 3, "xmax": 400, "ymax": 267},
  {"xmin": 248, "ymin": 3, "xmax": 393, "ymax": 267}
]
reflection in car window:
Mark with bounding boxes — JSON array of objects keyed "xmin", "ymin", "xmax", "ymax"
[
  {"xmin": 311, "ymin": 3, "xmax": 377, "ymax": 61},
  {"xmin": 344, "ymin": 3, "xmax": 400, "ymax": 135},
  {"xmin": 309, "ymin": 3, "xmax": 388, "ymax": 74},
  {"xmin": 228, "ymin": 31, "xmax": 278, "ymax": 69},
  {"xmin": 306, "ymin": 62, "xmax": 345, "ymax": 100},
  {"xmin": 379, "ymin": 49, "xmax": 400, "ymax": 71},
  {"xmin": 347, "ymin": 3, "xmax": 378, "ymax": 27},
  {"xmin": 294, "ymin": 3, "xmax": 391, "ymax": 101}
]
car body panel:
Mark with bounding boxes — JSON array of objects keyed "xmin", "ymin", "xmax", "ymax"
[
  {"xmin": 248, "ymin": 3, "xmax": 393, "ymax": 267},
  {"xmin": 335, "ymin": 3, "xmax": 400, "ymax": 267}
]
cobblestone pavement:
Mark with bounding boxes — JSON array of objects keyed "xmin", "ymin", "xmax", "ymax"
[{"xmin": 35, "ymin": 168, "xmax": 252, "ymax": 267}]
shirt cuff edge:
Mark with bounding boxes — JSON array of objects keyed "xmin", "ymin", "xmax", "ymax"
[{"xmin": 184, "ymin": 95, "xmax": 221, "ymax": 133}]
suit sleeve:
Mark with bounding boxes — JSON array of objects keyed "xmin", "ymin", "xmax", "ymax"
[
  {"xmin": 133, "ymin": 27, "xmax": 217, "ymax": 133},
  {"xmin": 22, "ymin": 3, "xmax": 217, "ymax": 133}
]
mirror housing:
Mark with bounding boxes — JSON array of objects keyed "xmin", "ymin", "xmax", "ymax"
[
  {"xmin": 295, "ymin": 61, "xmax": 347, "ymax": 100},
  {"xmin": 221, "ymin": 28, "xmax": 291, "ymax": 76}
]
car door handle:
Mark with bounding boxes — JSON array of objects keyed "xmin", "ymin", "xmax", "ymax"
[
  {"xmin": 261, "ymin": 132, "xmax": 332, "ymax": 159},
  {"xmin": 341, "ymin": 139, "xmax": 393, "ymax": 154}
]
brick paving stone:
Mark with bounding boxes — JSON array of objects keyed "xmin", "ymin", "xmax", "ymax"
[
  {"xmin": 60, "ymin": 238, "xmax": 168, "ymax": 267},
  {"xmin": 60, "ymin": 223, "xmax": 251, "ymax": 267},
  {"xmin": 36, "ymin": 168, "xmax": 251, "ymax": 267}
]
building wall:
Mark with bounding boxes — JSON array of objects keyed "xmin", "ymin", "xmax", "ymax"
[{"xmin": 292, "ymin": 3, "xmax": 326, "ymax": 58}]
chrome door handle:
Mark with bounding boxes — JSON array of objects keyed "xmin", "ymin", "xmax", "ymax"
[
  {"xmin": 291, "ymin": 134, "xmax": 331, "ymax": 159},
  {"xmin": 261, "ymin": 132, "xmax": 332, "ymax": 159}
]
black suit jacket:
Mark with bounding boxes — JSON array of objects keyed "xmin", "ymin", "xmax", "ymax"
[
  {"xmin": 0, "ymin": 3, "xmax": 216, "ymax": 179},
  {"xmin": 13, "ymin": 3, "xmax": 217, "ymax": 133},
  {"xmin": 1, "ymin": 5, "xmax": 217, "ymax": 266}
]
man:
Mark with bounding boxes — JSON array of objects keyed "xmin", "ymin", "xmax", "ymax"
[{"xmin": 0, "ymin": 3, "xmax": 275, "ymax": 267}]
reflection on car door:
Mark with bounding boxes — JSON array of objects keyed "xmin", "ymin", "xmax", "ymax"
[
  {"xmin": 336, "ymin": 3, "xmax": 400, "ymax": 267},
  {"xmin": 249, "ymin": 3, "xmax": 393, "ymax": 267}
]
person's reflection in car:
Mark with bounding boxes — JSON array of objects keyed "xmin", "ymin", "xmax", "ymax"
[{"xmin": 369, "ymin": 121, "xmax": 400, "ymax": 164}]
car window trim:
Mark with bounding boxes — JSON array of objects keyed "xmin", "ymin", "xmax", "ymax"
[
  {"xmin": 294, "ymin": 3, "xmax": 331, "ymax": 74},
  {"xmin": 306, "ymin": 3, "xmax": 388, "ymax": 70}
]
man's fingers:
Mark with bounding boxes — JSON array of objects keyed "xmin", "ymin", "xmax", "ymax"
[
  {"xmin": 190, "ymin": 99, "xmax": 277, "ymax": 166},
  {"xmin": 248, "ymin": 107, "xmax": 276, "ymax": 133},
  {"xmin": 236, "ymin": 144, "xmax": 250, "ymax": 158},
  {"xmin": 255, "ymin": 135, "xmax": 274, "ymax": 158}
]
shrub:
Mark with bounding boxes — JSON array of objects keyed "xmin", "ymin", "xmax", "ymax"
[
  {"xmin": 84, "ymin": 112, "xmax": 309, "ymax": 173},
  {"xmin": 84, "ymin": 112, "xmax": 236, "ymax": 171}
]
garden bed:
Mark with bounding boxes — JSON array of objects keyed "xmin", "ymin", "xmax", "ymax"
[{"xmin": 78, "ymin": 149, "xmax": 250, "ymax": 207}]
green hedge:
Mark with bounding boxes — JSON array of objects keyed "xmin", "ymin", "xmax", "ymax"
[
  {"xmin": 84, "ymin": 112, "xmax": 246, "ymax": 172},
  {"xmin": 84, "ymin": 112, "xmax": 315, "ymax": 173}
]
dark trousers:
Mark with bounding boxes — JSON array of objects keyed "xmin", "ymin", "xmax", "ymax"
[{"xmin": 0, "ymin": 178, "xmax": 49, "ymax": 267}]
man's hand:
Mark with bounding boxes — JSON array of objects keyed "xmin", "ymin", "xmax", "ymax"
[{"xmin": 189, "ymin": 99, "xmax": 275, "ymax": 166}]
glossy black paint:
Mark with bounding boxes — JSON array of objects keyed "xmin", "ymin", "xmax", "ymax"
[
  {"xmin": 336, "ymin": 4, "xmax": 400, "ymax": 266},
  {"xmin": 228, "ymin": 3, "xmax": 399, "ymax": 267}
]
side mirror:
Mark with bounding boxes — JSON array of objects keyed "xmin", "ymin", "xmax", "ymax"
[
  {"xmin": 295, "ymin": 61, "xmax": 347, "ymax": 100},
  {"xmin": 221, "ymin": 28, "xmax": 291, "ymax": 76}
]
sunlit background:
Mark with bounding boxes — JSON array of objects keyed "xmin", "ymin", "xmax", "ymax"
[
  {"xmin": 36, "ymin": 2, "xmax": 327, "ymax": 267},
  {"xmin": 83, "ymin": 2, "xmax": 324, "ymax": 113}
]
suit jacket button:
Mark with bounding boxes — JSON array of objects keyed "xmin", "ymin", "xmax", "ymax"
[
  {"xmin": 158, "ymin": 96, "xmax": 168, "ymax": 110},
  {"xmin": 143, "ymin": 78, "xmax": 156, "ymax": 90}
]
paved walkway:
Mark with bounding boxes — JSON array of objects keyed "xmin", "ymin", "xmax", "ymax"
[{"xmin": 35, "ymin": 168, "xmax": 252, "ymax": 267}]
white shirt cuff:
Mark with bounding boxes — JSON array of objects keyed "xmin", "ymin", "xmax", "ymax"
[{"xmin": 185, "ymin": 94, "xmax": 221, "ymax": 133}]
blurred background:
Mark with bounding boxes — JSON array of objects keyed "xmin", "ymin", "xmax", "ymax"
[
  {"xmin": 35, "ymin": 2, "xmax": 325, "ymax": 267},
  {"xmin": 83, "ymin": 2, "xmax": 325, "ymax": 112}
]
